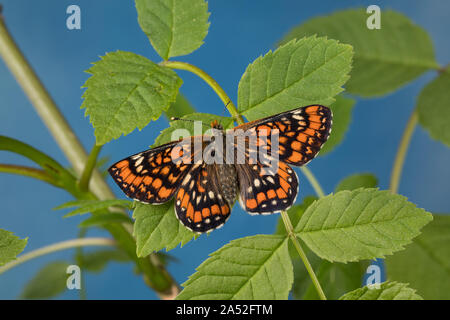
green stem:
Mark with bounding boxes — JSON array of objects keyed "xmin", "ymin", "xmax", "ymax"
[
  {"xmin": 0, "ymin": 237, "xmax": 116, "ymax": 275},
  {"xmin": 0, "ymin": 164, "xmax": 59, "ymax": 187},
  {"xmin": 389, "ymin": 109, "xmax": 418, "ymax": 194},
  {"xmin": 280, "ymin": 210, "xmax": 327, "ymax": 300},
  {"xmin": 162, "ymin": 60, "xmax": 245, "ymax": 124},
  {"xmin": 78, "ymin": 144, "xmax": 102, "ymax": 192},
  {"xmin": 0, "ymin": 13, "xmax": 112, "ymax": 201},
  {"xmin": 300, "ymin": 166, "xmax": 326, "ymax": 198},
  {"xmin": 0, "ymin": 13, "xmax": 178, "ymax": 299}
]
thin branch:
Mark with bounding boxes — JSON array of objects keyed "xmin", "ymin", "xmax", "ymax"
[
  {"xmin": 300, "ymin": 166, "xmax": 326, "ymax": 198},
  {"xmin": 162, "ymin": 60, "xmax": 245, "ymax": 124},
  {"xmin": 0, "ymin": 237, "xmax": 116, "ymax": 275},
  {"xmin": 389, "ymin": 109, "xmax": 418, "ymax": 194},
  {"xmin": 78, "ymin": 144, "xmax": 102, "ymax": 192},
  {"xmin": 0, "ymin": 13, "xmax": 113, "ymax": 201},
  {"xmin": 280, "ymin": 210, "xmax": 327, "ymax": 300},
  {"xmin": 0, "ymin": 163, "xmax": 59, "ymax": 187}
]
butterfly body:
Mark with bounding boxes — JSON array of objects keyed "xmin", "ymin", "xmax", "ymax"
[{"xmin": 109, "ymin": 105, "xmax": 332, "ymax": 233}]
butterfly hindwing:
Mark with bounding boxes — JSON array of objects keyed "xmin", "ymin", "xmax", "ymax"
[
  {"xmin": 236, "ymin": 160, "xmax": 299, "ymax": 214},
  {"xmin": 174, "ymin": 163, "xmax": 232, "ymax": 233}
]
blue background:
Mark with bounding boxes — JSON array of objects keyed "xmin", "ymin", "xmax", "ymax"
[{"xmin": 0, "ymin": 0, "xmax": 449, "ymax": 299}]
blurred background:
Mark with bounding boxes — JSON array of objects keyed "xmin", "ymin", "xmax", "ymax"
[{"xmin": 0, "ymin": 0, "xmax": 449, "ymax": 299}]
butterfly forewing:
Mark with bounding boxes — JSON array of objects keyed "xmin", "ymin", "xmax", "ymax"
[
  {"xmin": 233, "ymin": 105, "xmax": 332, "ymax": 166},
  {"xmin": 108, "ymin": 137, "xmax": 203, "ymax": 203}
]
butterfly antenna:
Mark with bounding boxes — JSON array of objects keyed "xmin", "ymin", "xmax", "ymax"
[
  {"xmin": 217, "ymin": 100, "xmax": 232, "ymax": 128},
  {"xmin": 170, "ymin": 117, "xmax": 210, "ymax": 129}
]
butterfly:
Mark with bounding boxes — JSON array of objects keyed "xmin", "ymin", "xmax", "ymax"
[{"xmin": 108, "ymin": 105, "xmax": 332, "ymax": 233}]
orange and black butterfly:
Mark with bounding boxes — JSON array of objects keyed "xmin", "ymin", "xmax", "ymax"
[{"xmin": 109, "ymin": 105, "xmax": 332, "ymax": 233}]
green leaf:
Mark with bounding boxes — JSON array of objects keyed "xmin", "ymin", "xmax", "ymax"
[
  {"xmin": 54, "ymin": 199, "xmax": 133, "ymax": 217},
  {"xmin": 79, "ymin": 212, "xmax": 133, "ymax": 228},
  {"xmin": 319, "ymin": 95, "xmax": 355, "ymax": 155},
  {"xmin": 0, "ymin": 229, "xmax": 27, "ymax": 266},
  {"xmin": 281, "ymin": 9, "xmax": 438, "ymax": 97},
  {"xmin": 237, "ymin": 36, "xmax": 353, "ymax": 121},
  {"xmin": 385, "ymin": 214, "xmax": 450, "ymax": 299},
  {"xmin": 153, "ymin": 113, "xmax": 234, "ymax": 147},
  {"xmin": 136, "ymin": 0, "xmax": 210, "ymax": 60},
  {"xmin": 79, "ymin": 249, "xmax": 130, "ymax": 273},
  {"xmin": 82, "ymin": 51, "xmax": 182, "ymax": 145},
  {"xmin": 339, "ymin": 281, "xmax": 423, "ymax": 300},
  {"xmin": 295, "ymin": 188, "xmax": 433, "ymax": 262},
  {"xmin": 335, "ymin": 173, "xmax": 378, "ymax": 192},
  {"xmin": 164, "ymin": 93, "xmax": 196, "ymax": 119},
  {"xmin": 133, "ymin": 201, "xmax": 194, "ymax": 257},
  {"xmin": 21, "ymin": 261, "xmax": 70, "ymax": 299},
  {"xmin": 417, "ymin": 71, "xmax": 450, "ymax": 147},
  {"xmin": 177, "ymin": 235, "xmax": 292, "ymax": 300}
]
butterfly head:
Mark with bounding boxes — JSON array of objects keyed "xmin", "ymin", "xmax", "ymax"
[{"xmin": 210, "ymin": 120, "xmax": 223, "ymax": 130}]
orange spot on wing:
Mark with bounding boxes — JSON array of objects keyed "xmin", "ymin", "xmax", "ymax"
[
  {"xmin": 158, "ymin": 187, "xmax": 172, "ymax": 199},
  {"xmin": 202, "ymin": 208, "xmax": 210, "ymax": 218},
  {"xmin": 221, "ymin": 205, "xmax": 230, "ymax": 215},
  {"xmin": 152, "ymin": 167, "xmax": 160, "ymax": 174},
  {"xmin": 258, "ymin": 125, "xmax": 271, "ymax": 135},
  {"xmin": 297, "ymin": 133, "xmax": 308, "ymax": 143},
  {"xmin": 278, "ymin": 165, "xmax": 290, "ymax": 179},
  {"xmin": 211, "ymin": 204, "xmax": 220, "ymax": 215},
  {"xmin": 288, "ymin": 151, "xmax": 304, "ymax": 163},
  {"xmin": 267, "ymin": 189, "xmax": 277, "ymax": 199},
  {"xmin": 194, "ymin": 211, "xmax": 202, "ymax": 223},
  {"xmin": 291, "ymin": 141, "xmax": 301, "ymax": 151},
  {"xmin": 309, "ymin": 122, "xmax": 321, "ymax": 130},
  {"xmin": 257, "ymin": 192, "xmax": 267, "ymax": 203},
  {"xmin": 306, "ymin": 105, "xmax": 319, "ymax": 113},
  {"xmin": 132, "ymin": 176, "xmax": 144, "ymax": 186},
  {"xmin": 115, "ymin": 160, "xmax": 129, "ymax": 169},
  {"xmin": 124, "ymin": 174, "xmax": 136, "ymax": 184},
  {"xmin": 160, "ymin": 166, "xmax": 170, "ymax": 175},
  {"xmin": 246, "ymin": 199, "xmax": 257, "ymax": 209},
  {"xmin": 275, "ymin": 122, "xmax": 286, "ymax": 131},
  {"xmin": 279, "ymin": 136, "xmax": 288, "ymax": 144},
  {"xmin": 181, "ymin": 193, "xmax": 190, "ymax": 208},
  {"xmin": 177, "ymin": 188, "xmax": 185, "ymax": 200},
  {"xmin": 155, "ymin": 154, "xmax": 162, "ymax": 165},
  {"xmin": 280, "ymin": 178, "xmax": 290, "ymax": 193},
  {"xmin": 304, "ymin": 128, "xmax": 317, "ymax": 136},
  {"xmin": 187, "ymin": 203, "xmax": 194, "ymax": 219},
  {"xmin": 152, "ymin": 178, "xmax": 162, "ymax": 189},
  {"xmin": 308, "ymin": 115, "xmax": 322, "ymax": 123},
  {"xmin": 197, "ymin": 180, "xmax": 206, "ymax": 193},
  {"xmin": 276, "ymin": 188, "xmax": 287, "ymax": 199},
  {"xmin": 120, "ymin": 168, "xmax": 131, "ymax": 179},
  {"xmin": 143, "ymin": 176, "xmax": 153, "ymax": 185}
]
